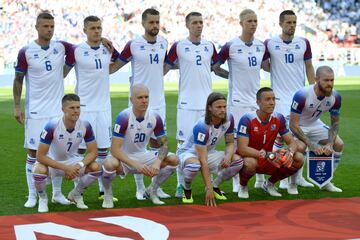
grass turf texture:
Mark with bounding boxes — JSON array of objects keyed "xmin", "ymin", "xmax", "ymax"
[{"xmin": 0, "ymin": 78, "xmax": 359, "ymax": 215}]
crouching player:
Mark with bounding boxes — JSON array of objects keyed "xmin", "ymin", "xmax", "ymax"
[
  {"xmin": 101, "ymin": 84, "xmax": 178, "ymax": 208},
  {"xmin": 33, "ymin": 94, "xmax": 101, "ymax": 213},
  {"xmin": 177, "ymin": 92, "xmax": 243, "ymax": 206},
  {"xmin": 237, "ymin": 87, "xmax": 304, "ymax": 198}
]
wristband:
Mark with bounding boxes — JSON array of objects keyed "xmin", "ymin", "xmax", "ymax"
[{"xmin": 77, "ymin": 161, "xmax": 85, "ymax": 168}]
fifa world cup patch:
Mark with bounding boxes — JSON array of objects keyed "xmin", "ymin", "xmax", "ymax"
[
  {"xmin": 114, "ymin": 124, "xmax": 121, "ymax": 133},
  {"xmin": 292, "ymin": 101, "xmax": 299, "ymax": 110},
  {"xmin": 197, "ymin": 133, "xmax": 206, "ymax": 142},
  {"xmin": 239, "ymin": 125, "xmax": 247, "ymax": 134},
  {"xmin": 40, "ymin": 130, "xmax": 48, "ymax": 139}
]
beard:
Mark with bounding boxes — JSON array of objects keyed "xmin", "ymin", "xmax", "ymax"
[
  {"xmin": 147, "ymin": 29, "xmax": 159, "ymax": 37},
  {"xmin": 318, "ymin": 83, "xmax": 332, "ymax": 96}
]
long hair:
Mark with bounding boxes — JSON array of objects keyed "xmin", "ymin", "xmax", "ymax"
[{"xmin": 205, "ymin": 92, "xmax": 227, "ymax": 125}]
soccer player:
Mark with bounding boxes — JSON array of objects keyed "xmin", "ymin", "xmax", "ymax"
[
  {"xmin": 32, "ymin": 94, "xmax": 101, "ymax": 212},
  {"xmin": 237, "ymin": 87, "xmax": 304, "ymax": 198},
  {"xmin": 100, "ymin": 85, "xmax": 178, "ymax": 208},
  {"xmin": 260, "ymin": 10, "xmax": 316, "ymax": 189},
  {"xmin": 290, "ymin": 66, "xmax": 343, "ymax": 192},
  {"xmin": 177, "ymin": 92, "xmax": 243, "ymax": 206},
  {"xmin": 217, "ymin": 9, "xmax": 268, "ymax": 193},
  {"xmin": 66, "ymin": 15, "xmax": 120, "ymax": 201},
  {"xmin": 110, "ymin": 8, "xmax": 170, "ymax": 200},
  {"xmin": 165, "ymin": 12, "xmax": 228, "ymax": 197},
  {"xmin": 13, "ymin": 12, "xmax": 74, "ymax": 208}
]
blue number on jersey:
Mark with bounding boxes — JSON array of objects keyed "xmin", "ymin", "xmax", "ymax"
[
  {"xmin": 210, "ymin": 137, "xmax": 218, "ymax": 146},
  {"xmin": 134, "ymin": 133, "xmax": 146, "ymax": 143},
  {"xmin": 311, "ymin": 105, "xmax": 323, "ymax": 118},
  {"xmin": 149, "ymin": 53, "xmax": 159, "ymax": 64},
  {"xmin": 45, "ymin": 60, "xmax": 52, "ymax": 71},
  {"xmin": 196, "ymin": 55, "xmax": 202, "ymax": 65},
  {"xmin": 95, "ymin": 59, "xmax": 102, "ymax": 69},
  {"xmin": 67, "ymin": 142, "xmax": 73, "ymax": 152},
  {"xmin": 247, "ymin": 56, "xmax": 257, "ymax": 67},
  {"xmin": 285, "ymin": 53, "xmax": 294, "ymax": 63}
]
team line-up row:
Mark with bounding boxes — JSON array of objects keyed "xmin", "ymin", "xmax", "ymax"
[{"xmin": 13, "ymin": 9, "xmax": 344, "ymax": 212}]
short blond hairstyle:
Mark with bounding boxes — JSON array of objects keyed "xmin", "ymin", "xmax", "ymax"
[{"xmin": 239, "ymin": 9, "xmax": 256, "ymax": 22}]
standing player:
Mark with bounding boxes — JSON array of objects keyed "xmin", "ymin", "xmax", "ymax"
[
  {"xmin": 217, "ymin": 9, "xmax": 268, "ymax": 193},
  {"xmin": 177, "ymin": 92, "xmax": 243, "ymax": 206},
  {"xmin": 67, "ymin": 16, "xmax": 120, "ymax": 201},
  {"xmin": 33, "ymin": 94, "xmax": 101, "ymax": 212},
  {"xmin": 100, "ymin": 85, "xmax": 178, "ymax": 208},
  {"xmin": 165, "ymin": 12, "xmax": 228, "ymax": 197},
  {"xmin": 237, "ymin": 87, "xmax": 304, "ymax": 198},
  {"xmin": 110, "ymin": 8, "xmax": 170, "ymax": 200},
  {"xmin": 290, "ymin": 66, "xmax": 343, "ymax": 192},
  {"xmin": 13, "ymin": 12, "xmax": 74, "ymax": 208},
  {"xmin": 260, "ymin": 10, "xmax": 316, "ymax": 189}
]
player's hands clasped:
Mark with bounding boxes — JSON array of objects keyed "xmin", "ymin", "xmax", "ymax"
[
  {"xmin": 64, "ymin": 165, "xmax": 80, "ymax": 180},
  {"xmin": 220, "ymin": 156, "xmax": 231, "ymax": 168}
]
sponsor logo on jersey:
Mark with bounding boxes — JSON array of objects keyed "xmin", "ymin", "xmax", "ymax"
[
  {"xmin": 140, "ymin": 45, "xmax": 145, "ymax": 50},
  {"xmin": 309, "ymin": 103, "xmax": 314, "ymax": 108},
  {"xmin": 40, "ymin": 130, "xmax": 48, "ymax": 139},
  {"xmin": 239, "ymin": 125, "xmax": 247, "ymax": 134},
  {"xmin": 34, "ymin": 54, "xmax": 39, "ymax": 59},
  {"xmin": 147, "ymin": 123, "xmax": 153, "ymax": 128},
  {"xmin": 59, "ymin": 134, "xmax": 64, "ymax": 140},
  {"xmin": 271, "ymin": 124, "xmax": 277, "ymax": 131},
  {"xmin": 253, "ymin": 126, "xmax": 258, "ymax": 132},
  {"xmin": 185, "ymin": 47, "xmax": 190, "ymax": 52},
  {"xmin": 197, "ymin": 132, "xmax": 206, "ymax": 142},
  {"xmin": 114, "ymin": 124, "xmax": 121, "ymax": 133},
  {"xmin": 237, "ymin": 49, "xmax": 243, "ymax": 54},
  {"xmin": 275, "ymin": 45, "xmax": 280, "ymax": 50}
]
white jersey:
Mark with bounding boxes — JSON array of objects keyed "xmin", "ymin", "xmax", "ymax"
[
  {"xmin": 70, "ymin": 42, "xmax": 119, "ymax": 111},
  {"xmin": 15, "ymin": 40, "xmax": 73, "ymax": 119},
  {"xmin": 177, "ymin": 114, "xmax": 234, "ymax": 155},
  {"xmin": 112, "ymin": 108, "xmax": 165, "ymax": 155},
  {"xmin": 166, "ymin": 38, "xmax": 219, "ymax": 110},
  {"xmin": 219, "ymin": 37, "xmax": 266, "ymax": 108},
  {"xmin": 264, "ymin": 36, "xmax": 312, "ymax": 104},
  {"xmin": 39, "ymin": 117, "xmax": 95, "ymax": 161},
  {"xmin": 120, "ymin": 36, "xmax": 168, "ymax": 109},
  {"xmin": 291, "ymin": 85, "xmax": 341, "ymax": 126}
]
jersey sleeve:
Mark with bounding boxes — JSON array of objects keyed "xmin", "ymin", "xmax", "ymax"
[
  {"xmin": 226, "ymin": 114, "xmax": 235, "ymax": 135},
  {"xmin": 211, "ymin": 43, "xmax": 219, "ymax": 65},
  {"xmin": 153, "ymin": 114, "xmax": 165, "ymax": 137},
  {"xmin": 218, "ymin": 42, "xmax": 230, "ymax": 64},
  {"xmin": 193, "ymin": 122, "xmax": 209, "ymax": 146},
  {"xmin": 83, "ymin": 121, "xmax": 95, "ymax": 143},
  {"xmin": 14, "ymin": 47, "xmax": 28, "ymax": 73},
  {"xmin": 113, "ymin": 111, "xmax": 129, "ymax": 138},
  {"xmin": 165, "ymin": 42, "xmax": 178, "ymax": 66},
  {"xmin": 262, "ymin": 39, "xmax": 270, "ymax": 61},
  {"xmin": 237, "ymin": 114, "xmax": 251, "ymax": 137},
  {"xmin": 39, "ymin": 121, "xmax": 56, "ymax": 145},
  {"xmin": 329, "ymin": 91, "xmax": 341, "ymax": 116},
  {"xmin": 60, "ymin": 41, "xmax": 75, "ymax": 67},
  {"xmin": 119, "ymin": 41, "xmax": 132, "ymax": 63},
  {"xmin": 278, "ymin": 114, "xmax": 289, "ymax": 136},
  {"xmin": 291, "ymin": 89, "xmax": 307, "ymax": 114},
  {"xmin": 111, "ymin": 47, "xmax": 120, "ymax": 62},
  {"xmin": 303, "ymin": 38, "xmax": 312, "ymax": 61}
]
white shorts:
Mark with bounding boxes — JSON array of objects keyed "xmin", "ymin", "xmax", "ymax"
[
  {"xmin": 300, "ymin": 120, "xmax": 329, "ymax": 144},
  {"xmin": 121, "ymin": 150, "xmax": 159, "ymax": 175},
  {"xmin": 177, "ymin": 109, "xmax": 205, "ymax": 141},
  {"xmin": 228, "ymin": 105, "xmax": 257, "ymax": 136},
  {"xmin": 49, "ymin": 156, "xmax": 86, "ymax": 177},
  {"xmin": 79, "ymin": 110, "xmax": 112, "ymax": 149},
  {"xmin": 24, "ymin": 116, "xmax": 59, "ymax": 150},
  {"xmin": 178, "ymin": 150, "xmax": 225, "ymax": 174}
]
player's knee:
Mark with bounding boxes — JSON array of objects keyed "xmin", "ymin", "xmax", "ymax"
[
  {"xmin": 32, "ymin": 162, "xmax": 48, "ymax": 175},
  {"xmin": 164, "ymin": 154, "xmax": 179, "ymax": 167},
  {"xmin": 28, "ymin": 149, "xmax": 36, "ymax": 158},
  {"xmin": 103, "ymin": 156, "xmax": 119, "ymax": 172},
  {"xmin": 88, "ymin": 162, "xmax": 101, "ymax": 172},
  {"xmin": 333, "ymin": 136, "xmax": 344, "ymax": 152},
  {"xmin": 243, "ymin": 157, "xmax": 257, "ymax": 171},
  {"xmin": 292, "ymin": 152, "xmax": 304, "ymax": 169}
]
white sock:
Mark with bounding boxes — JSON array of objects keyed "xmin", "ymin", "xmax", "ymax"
[
  {"xmin": 151, "ymin": 166, "xmax": 176, "ymax": 191},
  {"xmin": 96, "ymin": 150, "xmax": 108, "ymax": 192},
  {"xmin": 76, "ymin": 171, "xmax": 101, "ymax": 194},
  {"xmin": 333, "ymin": 152, "xmax": 341, "ymax": 172},
  {"xmin": 26, "ymin": 155, "xmax": 36, "ymax": 197},
  {"xmin": 51, "ymin": 175, "xmax": 63, "ymax": 197},
  {"xmin": 134, "ymin": 174, "xmax": 145, "ymax": 191},
  {"xmin": 183, "ymin": 163, "xmax": 201, "ymax": 190},
  {"xmin": 214, "ymin": 159, "xmax": 244, "ymax": 188},
  {"xmin": 33, "ymin": 173, "xmax": 47, "ymax": 199},
  {"xmin": 176, "ymin": 166, "xmax": 184, "ymax": 187},
  {"xmin": 102, "ymin": 166, "xmax": 116, "ymax": 196},
  {"xmin": 255, "ymin": 173, "xmax": 265, "ymax": 182}
]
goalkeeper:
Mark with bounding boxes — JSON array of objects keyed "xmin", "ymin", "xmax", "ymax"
[{"xmin": 236, "ymin": 87, "xmax": 304, "ymax": 198}]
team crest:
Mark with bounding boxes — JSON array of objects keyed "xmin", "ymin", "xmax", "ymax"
[
  {"xmin": 204, "ymin": 46, "xmax": 208, "ymax": 52},
  {"xmin": 53, "ymin": 49, "xmax": 58, "ymax": 54},
  {"xmin": 29, "ymin": 138, "xmax": 35, "ymax": 145},
  {"xmin": 271, "ymin": 124, "xmax": 277, "ymax": 131},
  {"xmin": 130, "ymin": 124, "xmax": 134, "ymax": 129},
  {"xmin": 147, "ymin": 123, "xmax": 153, "ymax": 128},
  {"xmin": 77, "ymin": 132, "xmax": 82, "ymax": 138},
  {"xmin": 256, "ymin": 46, "xmax": 260, "ymax": 52},
  {"xmin": 103, "ymin": 49, "xmax": 107, "ymax": 54},
  {"xmin": 160, "ymin": 44, "xmax": 164, "ymax": 49},
  {"xmin": 326, "ymin": 101, "xmax": 331, "ymax": 106},
  {"xmin": 307, "ymin": 151, "xmax": 333, "ymax": 188},
  {"xmin": 295, "ymin": 44, "xmax": 300, "ymax": 49}
]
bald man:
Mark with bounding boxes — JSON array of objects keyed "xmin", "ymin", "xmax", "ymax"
[
  {"xmin": 100, "ymin": 85, "xmax": 178, "ymax": 208},
  {"xmin": 289, "ymin": 66, "xmax": 344, "ymax": 193}
]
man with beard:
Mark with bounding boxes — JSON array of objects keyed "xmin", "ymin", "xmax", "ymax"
[
  {"xmin": 110, "ymin": 8, "xmax": 170, "ymax": 200},
  {"xmin": 289, "ymin": 66, "xmax": 344, "ymax": 192}
]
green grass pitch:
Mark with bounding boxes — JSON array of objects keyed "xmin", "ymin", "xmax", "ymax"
[{"xmin": 0, "ymin": 78, "xmax": 359, "ymax": 215}]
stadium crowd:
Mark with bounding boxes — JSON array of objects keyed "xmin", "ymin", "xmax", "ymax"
[{"xmin": 1, "ymin": 0, "xmax": 359, "ymax": 70}]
